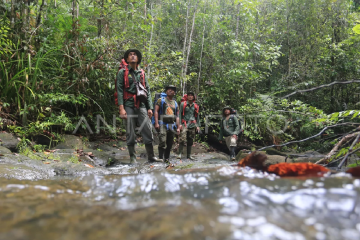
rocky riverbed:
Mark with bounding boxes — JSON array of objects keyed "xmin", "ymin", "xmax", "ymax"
[
  {"xmin": 0, "ymin": 133, "xmax": 328, "ymax": 180},
  {"xmin": 1, "ymin": 132, "xmax": 360, "ymax": 240}
]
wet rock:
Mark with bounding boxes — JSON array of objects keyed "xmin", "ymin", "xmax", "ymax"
[
  {"xmin": 265, "ymin": 147, "xmax": 288, "ymax": 156},
  {"xmin": 0, "ymin": 154, "xmax": 55, "ymax": 180},
  {"xmin": 54, "ymin": 149, "xmax": 77, "ymax": 154},
  {"xmin": 53, "ymin": 135, "xmax": 87, "ymax": 150},
  {"xmin": 91, "ymin": 151, "xmax": 117, "ymax": 167},
  {"xmin": 52, "ymin": 162, "xmax": 110, "ymax": 176},
  {"xmin": 291, "ymin": 150, "xmax": 324, "ymax": 163},
  {"xmin": 0, "ymin": 146, "xmax": 12, "ymax": 154},
  {"xmin": 0, "ymin": 132, "xmax": 20, "ymax": 152},
  {"xmin": 264, "ymin": 155, "xmax": 287, "ymax": 166},
  {"xmin": 235, "ymin": 151, "xmax": 286, "ymax": 166},
  {"xmin": 235, "ymin": 151, "xmax": 249, "ymax": 162}
]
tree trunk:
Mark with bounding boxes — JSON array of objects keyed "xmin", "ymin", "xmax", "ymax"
[
  {"xmin": 183, "ymin": 0, "xmax": 199, "ymax": 95},
  {"xmin": 36, "ymin": 0, "xmax": 45, "ymax": 28},
  {"xmin": 10, "ymin": 0, "xmax": 15, "ymax": 29},
  {"xmin": 286, "ymin": 0, "xmax": 291, "ymax": 84},
  {"xmin": 147, "ymin": 3, "xmax": 154, "ymax": 79},
  {"xmin": 98, "ymin": 0, "xmax": 103, "ymax": 37},
  {"xmin": 181, "ymin": 1, "xmax": 190, "ymax": 93},
  {"xmin": 235, "ymin": 3, "xmax": 240, "ymax": 40},
  {"xmin": 197, "ymin": 18, "xmax": 205, "ymax": 95}
]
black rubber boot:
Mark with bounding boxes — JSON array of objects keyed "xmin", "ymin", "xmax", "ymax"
[
  {"xmin": 158, "ymin": 147, "xmax": 165, "ymax": 161},
  {"xmin": 128, "ymin": 145, "xmax": 137, "ymax": 164},
  {"xmin": 187, "ymin": 138, "xmax": 195, "ymax": 160},
  {"xmin": 230, "ymin": 147, "xmax": 236, "ymax": 161},
  {"xmin": 145, "ymin": 144, "xmax": 163, "ymax": 162},
  {"xmin": 164, "ymin": 147, "xmax": 171, "ymax": 163},
  {"xmin": 187, "ymin": 145, "xmax": 195, "ymax": 160},
  {"xmin": 177, "ymin": 143, "xmax": 184, "ymax": 159},
  {"xmin": 164, "ymin": 133, "xmax": 173, "ymax": 163}
]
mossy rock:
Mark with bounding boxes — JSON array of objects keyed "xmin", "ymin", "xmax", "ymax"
[
  {"xmin": 0, "ymin": 146, "xmax": 12, "ymax": 154},
  {"xmin": 53, "ymin": 135, "xmax": 87, "ymax": 150},
  {"xmin": 235, "ymin": 152, "xmax": 249, "ymax": 162},
  {"xmin": 0, "ymin": 132, "xmax": 20, "ymax": 152}
]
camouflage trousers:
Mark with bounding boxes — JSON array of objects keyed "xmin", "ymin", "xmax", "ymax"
[
  {"xmin": 225, "ymin": 135, "xmax": 237, "ymax": 150},
  {"xmin": 179, "ymin": 127, "xmax": 196, "ymax": 145},
  {"xmin": 158, "ymin": 125, "xmax": 176, "ymax": 150}
]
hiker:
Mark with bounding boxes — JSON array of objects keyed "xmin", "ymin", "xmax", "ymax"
[
  {"xmin": 154, "ymin": 85, "xmax": 180, "ymax": 163},
  {"xmin": 116, "ymin": 49, "xmax": 162, "ymax": 164},
  {"xmin": 218, "ymin": 106, "xmax": 240, "ymax": 161},
  {"xmin": 178, "ymin": 92, "xmax": 200, "ymax": 160}
]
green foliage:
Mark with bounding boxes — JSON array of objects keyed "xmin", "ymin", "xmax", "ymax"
[
  {"xmin": 0, "ymin": 0, "xmax": 359, "ymax": 151},
  {"xmin": 0, "ymin": 18, "xmax": 14, "ymax": 55}
]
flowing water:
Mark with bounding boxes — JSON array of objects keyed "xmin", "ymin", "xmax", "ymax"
[{"xmin": 1, "ymin": 165, "xmax": 360, "ymax": 240}]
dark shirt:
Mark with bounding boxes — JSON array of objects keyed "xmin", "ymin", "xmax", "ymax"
[
  {"xmin": 116, "ymin": 65, "xmax": 153, "ymax": 109},
  {"xmin": 179, "ymin": 101, "xmax": 200, "ymax": 128},
  {"xmin": 218, "ymin": 115, "xmax": 240, "ymax": 140}
]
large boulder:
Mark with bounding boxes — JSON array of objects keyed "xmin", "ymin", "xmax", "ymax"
[
  {"xmin": 53, "ymin": 135, "xmax": 87, "ymax": 150},
  {"xmin": 0, "ymin": 132, "xmax": 20, "ymax": 152},
  {"xmin": 0, "ymin": 146, "xmax": 12, "ymax": 154}
]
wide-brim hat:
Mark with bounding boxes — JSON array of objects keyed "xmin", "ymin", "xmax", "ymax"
[
  {"xmin": 223, "ymin": 106, "xmax": 232, "ymax": 113},
  {"xmin": 124, "ymin": 49, "xmax": 142, "ymax": 64},
  {"xmin": 187, "ymin": 91, "xmax": 195, "ymax": 96},
  {"xmin": 165, "ymin": 85, "xmax": 177, "ymax": 92}
]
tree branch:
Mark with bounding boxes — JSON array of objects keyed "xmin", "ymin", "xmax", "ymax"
[
  {"xmin": 324, "ymin": 147, "xmax": 360, "ymax": 167},
  {"xmin": 337, "ymin": 133, "xmax": 360, "ymax": 169},
  {"xmin": 257, "ymin": 123, "xmax": 360, "ymax": 151},
  {"xmin": 282, "ymin": 80, "xmax": 360, "ymax": 99},
  {"xmin": 315, "ymin": 132, "xmax": 359, "ymax": 164}
]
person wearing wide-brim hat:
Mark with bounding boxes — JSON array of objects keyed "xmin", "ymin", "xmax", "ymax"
[
  {"xmin": 154, "ymin": 85, "xmax": 180, "ymax": 163},
  {"xmin": 222, "ymin": 106, "xmax": 232, "ymax": 116},
  {"xmin": 123, "ymin": 49, "xmax": 142, "ymax": 64},
  {"xmin": 116, "ymin": 49, "xmax": 162, "ymax": 164},
  {"xmin": 164, "ymin": 85, "xmax": 177, "ymax": 92},
  {"xmin": 218, "ymin": 106, "xmax": 240, "ymax": 161}
]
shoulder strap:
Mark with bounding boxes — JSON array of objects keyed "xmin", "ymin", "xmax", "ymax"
[
  {"xmin": 123, "ymin": 66, "xmax": 130, "ymax": 89},
  {"xmin": 175, "ymin": 101, "xmax": 178, "ymax": 115},
  {"xmin": 194, "ymin": 103, "xmax": 199, "ymax": 117},
  {"xmin": 140, "ymin": 69, "xmax": 145, "ymax": 85},
  {"xmin": 160, "ymin": 97, "xmax": 166, "ymax": 115},
  {"xmin": 182, "ymin": 101, "xmax": 187, "ymax": 116},
  {"xmin": 220, "ymin": 118, "xmax": 224, "ymax": 129}
]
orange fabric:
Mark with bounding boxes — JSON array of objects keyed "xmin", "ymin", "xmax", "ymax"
[
  {"xmin": 346, "ymin": 166, "xmax": 360, "ymax": 177},
  {"xmin": 122, "ymin": 65, "xmax": 146, "ymax": 109},
  {"xmin": 181, "ymin": 119, "xmax": 197, "ymax": 128},
  {"xmin": 181, "ymin": 94, "xmax": 199, "ymax": 118},
  {"xmin": 267, "ymin": 162, "xmax": 330, "ymax": 177},
  {"xmin": 237, "ymin": 151, "xmax": 267, "ymax": 171}
]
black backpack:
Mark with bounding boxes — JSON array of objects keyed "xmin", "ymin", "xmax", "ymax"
[{"xmin": 230, "ymin": 108, "xmax": 243, "ymax": 136}]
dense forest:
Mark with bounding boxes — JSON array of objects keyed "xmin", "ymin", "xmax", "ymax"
[{"xmin": 1, "ymin": 0, "xmax": 360, "ymax": 165}]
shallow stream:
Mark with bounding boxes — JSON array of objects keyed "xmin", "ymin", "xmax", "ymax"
[{"xmin": 1, "ymin": 165, "xmax": 360, "ymax": 240}]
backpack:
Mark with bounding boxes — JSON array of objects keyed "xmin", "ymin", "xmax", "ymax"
[
  {"xmin": 114, "ymin": 59, "xmax": 146, "ymax": 106},
  {"xmin": 151, "ymin": 93, "xmax": 178, "ymax": 125},
  {"xmin": 223, "ymin": 108, "xmax": 243, "ymax": 136},
  {"xmin": 181, "ymin": 94, "xmax": 199, "ymax": 118}
]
